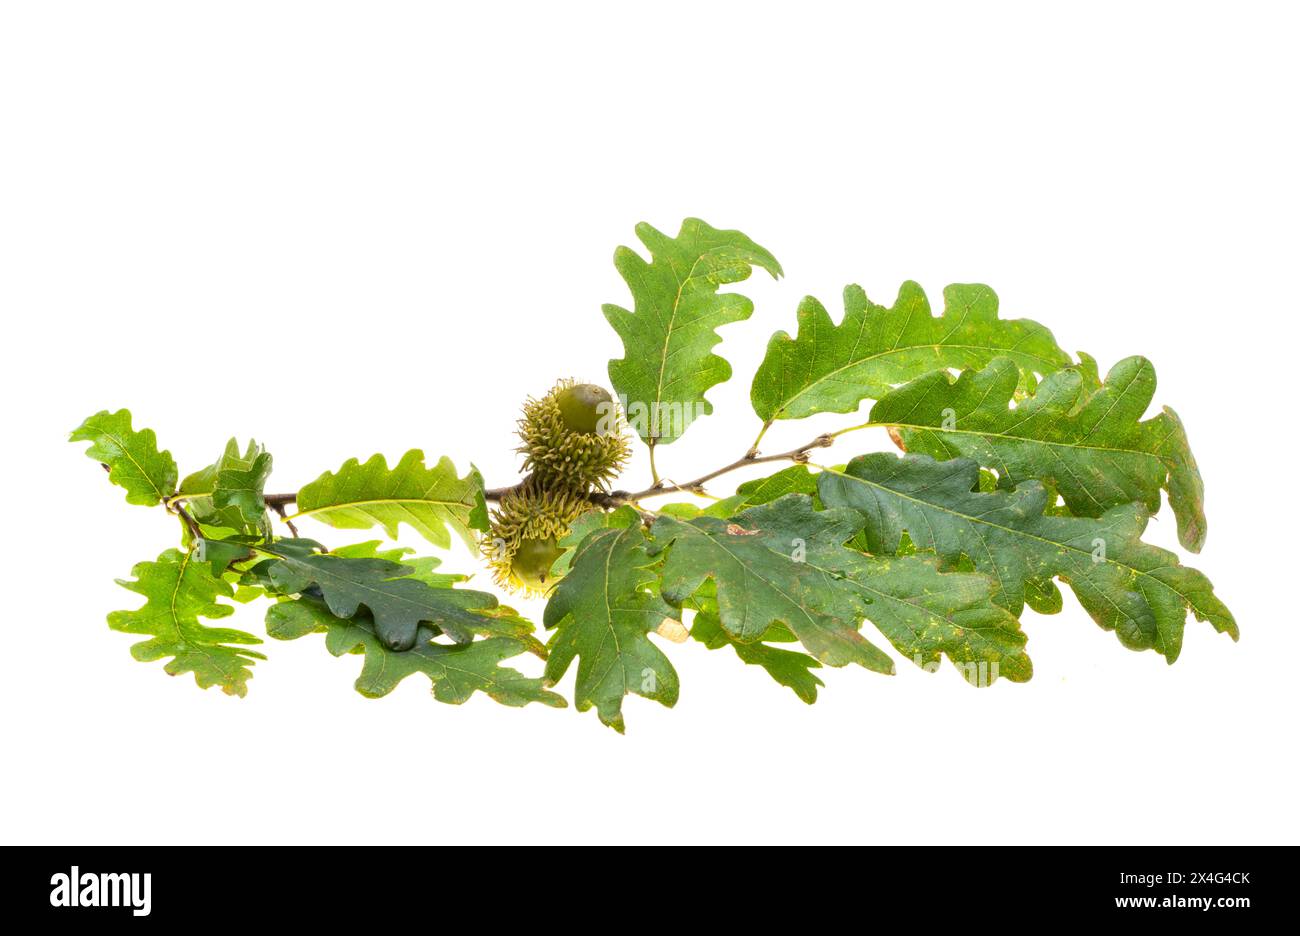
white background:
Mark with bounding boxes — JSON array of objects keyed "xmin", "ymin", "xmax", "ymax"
[{"xmin": 2, "ymin": 2, "xmax": 1296, "ymax": 845}]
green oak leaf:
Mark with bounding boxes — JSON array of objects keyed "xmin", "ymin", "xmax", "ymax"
[
  {"xmin": 180, "ymin": 439, "xmax": 273, "ymax": 535},
  {"xmin": 656, "ymin": 465, "xmax": 820, "ymax": 521},
  {"xmin": 550, "ymin": 506, "xmax": 636, "ymax": 578},
  {"xmin": 70, "ymin": 409, "xmax": 177, "ymax": 506},
  {"xmin": 655, "ymin": 504, "xmax": 702, "ymax": 520},
  {"xmin": 292, "ymin": 450, "xmax": 487, "ymax": 550},
  {"xmin": 750, "ymin": 282, "xmax": 1073, "ymax": 424},
  {"xmin": 193, "ymin": 536, "xmax": 257, "ymax": 577},
  {"xmin": 233, "ymin": 537, "xmax": 320, "ymax": 597},
  {"xmin": 650, "ymin": 496, "xmax": 746, "ymax": 520},
  {"xmin": 331, "ymin": 539, "xmax": 468, "ymax": 588},
  {"xmin": 1074, "ymin": 350, "xmax": 1103, "ymax": 395},
  {"xmin": 263, "ymin": 596, "xmax": 329, "ymax": 640},
  {"xmin": 728, "ymin": 495, "xmax": 1030, "ymax": 685},
  {"xmin": 691, "ymin": 608, "xmax": 825, "ymax": 704},
  {"xmin": 109, "ymin": 548, "xmax": 264, "ymax": 696},
  {"xmin": 817, "ymin": 453, "xmax": 1236, "ymax": 663},
  {"xmin": 265, "ymin": 545, "xmax": 510, "ymax": 652},
  {"xmin": 605, "ymin": 218, "xmax": 782, "ymax": 446},
  {"xmin": 650, "ymin": 504, "xmax": 895, "ymax": 674},
  {"xmin": 837, "ymin": 552, "xmax": 1030, "ymax": 685},
  {"xmin": 213, "ymin": 454, "xmax": 272, "ymax": 531},
  {"xmin": 266, "ymin": 598, "xmax": 562, "ymax": 707},
  {"xmin": 325, "ymin": 540, "xmax": 540, "ymax": 643},
  {"xmin": 543, "ymin": 521, "xmax": 680, "ymax": 732},
  {"xmin": 871, "ymin": 355, "xmax": 1207, "ymax": 552},
  {"xmin": 229, "ymin": 583, "xmax": 266, "ymax": 604},
  {"xmin": 178, "ymin": 437, "xmax": 237, "ymax": 500},
  {"xmin": 734, "ymin": 464, "xmax": 820, "ymax": 506}
]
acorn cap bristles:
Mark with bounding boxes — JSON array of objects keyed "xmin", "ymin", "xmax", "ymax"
[
  {"xmin": 517, "ymin": 379, "xmax": 630, "ymax": 491},
  {"xmin": 482, "ymin": 480, "xmax": 591, "ymax": 596}
]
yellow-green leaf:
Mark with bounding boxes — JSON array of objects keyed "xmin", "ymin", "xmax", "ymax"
[
  {"xmin": 751, "ymin": 282, "xmax": 1073, "ymax": 424},
  {"xmin": 109, "ymin": 549, "xmax": 264, "ymax": 696},
  {"xmin": 71, "ymin": 409, "xmax": 177, "ymax": 506},
  {"xmin": 292, "ymin": 450, "xmax": 486, "ymax": 549}
]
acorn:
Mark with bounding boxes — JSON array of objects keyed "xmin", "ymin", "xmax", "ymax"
[
  {"xmin": 482, "ymin": 481, "xmax": 590, "ymax": 596},
  {"xmin": 510, "ymin": 536, "xmax": 566, "ymax": 594},
  {"xmin": 518, "ymin": 379, "xmax": 629, "ymax": 491}
]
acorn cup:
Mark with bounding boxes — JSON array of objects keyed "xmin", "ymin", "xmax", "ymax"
[
  {"xmin": 486, "ymin": 380, "xmax": 631, "ymax": 596},
  {"xmin": 482, "ymin": 480, "xmax": 590, "ymax": 596},
  {"xmin": 517, "ymin": 380, "xmax": 630, "ymax": 492}
]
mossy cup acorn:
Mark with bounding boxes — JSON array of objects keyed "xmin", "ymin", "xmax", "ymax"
[
  {"xmin": 517, "ymin": 379, "xmax": 629, "ymax": 492},
  {"xmin": 482, "ymin": 481, "xmax": 589, "ymax": 595}
]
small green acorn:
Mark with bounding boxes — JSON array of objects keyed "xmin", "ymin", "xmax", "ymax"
[
  {"xmin": 556, "ymin": 382, "xmax": 613, "ymax": 434},
  {"xmin": 510, "ymin": 536, "xmax": 566, "ymax": 593},
  {"xmin": 518, "ymin": 379, "xmax": 629, "ymax": 491},
  {"xmin": 482, "ymin": 481, "xmax": 589, "ymax": 595}
]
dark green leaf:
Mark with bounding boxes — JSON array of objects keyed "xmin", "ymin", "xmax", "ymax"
[
  {"xmin": 818, "ymin": 453, "xmax": 1236, "ymax": 663},
  {"xmin": 651, "ymin": 503, "xmax": 895, "ymax": 674},
  {"xmin": 691, "ymin": 608, "xmax": 824, "ymax": 703},
  {"xmin": 267, "ymin": 598, "xmax": 562, "ymax": 708},
  {"xmin": 193, "ymin": 536, "xmax": 257, "ymax": 577},
  {"xmin": 327, "ymin": 540, "xmax": 539, "ymax": 642},
  {"xmin": 543, "ymin": 522, "xmax": 680, "ymax": 732},
  {"xmin": 872, "ymin": 355, "xmax": 1207, "ymax": 551},
  {"xmin": 331, "ymin": 539, "xmax": 468, "ymax": 588},
  {"xmin": 729, "ymin": 496, "xmax": 1030, "ymax": 685},
  {"xmin": 836, "ymin": 552, "xmax": 1030, "ymax": 685},
  {"xmin": 265, "ymin": 545, "xmax": 511, "ymax": 651}
]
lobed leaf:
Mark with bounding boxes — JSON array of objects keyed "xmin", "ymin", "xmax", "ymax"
[
  {"xmin": 179, "ymin": 438, "xmax": 273, "ymax": 535},
  {"xmin": 818, "ymin": 453, "xmax": 1236, "ymax": 663},
  {"xmin": 750, "ymin": 283, "xmax": 1073, "ymax": 424},
  {"xmin": 734, "ymin": 464, "xmax": 820, "ymax": 506},
  {"xmin": 836, "ymin": 552, "xmax": 1031, "ymax": 685},
  {"xmin": 267, "ymin": 598, "xmax": 561, "ymax": 708},
  {"xmin": 293, "ymin": 450, "xmax": 487, "ymax": 550},
  {"xmin": 691, "ymin": 609, "xmax": 825, "ymax": 704},
  {"xmin": 725, "ymin": 496, "xmax": 1030, "ymax": 685},
  {"xmin": 331, "ymin": 539, "xmax": 468, "ymax": 588},
  {"xmin": 549, "ymin": 505, "xmax": 636, "ymax": 578},
  {"xmin": 543, "ymin": 522, "xmax": 681, "ymax": 732},
  {"xmin": 109, "ymin": 548, "xmax": 264, "ymax": 696},
  {"xmin": 605, "ymin": 218, "xmax": 782, "ymax": 446},
  {"xmin": 871, "ymin": 355, "xmax": 1207, "ymax": 551},
  {"xmin": 71, "ymin": 409, "xmax": 177, "ymax": 506},
  {"xmin": 651, "ymin": 502, "xmax": 895, "ymax": 674},
  {"xmin": 265, "ymin": 543, "xmax": 511, "ymax": 652}
]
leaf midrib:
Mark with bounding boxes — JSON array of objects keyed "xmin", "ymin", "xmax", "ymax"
[
  {"xmin": 289, "ymin": 496, "xmax": 468, "ymax": 522},
  {"xmin": 886, "ymin": 420, "xmax": 1168, "ymax": 464},
  {"xmin": 100, "ymin": 427, "xmax": 171, "ymax": 501},
  {"xmin": 671, "ymin": 521, "xmax": 834, "ymax": 641},
  {"xmin": 771, "ymin": 342, "xmax": 1066, "ymax": 420},
  {"xmin": 652, "ymin": 250, "xmax": 714, "ymax": 414},
  {"xmin": 169, "ymin": 551, "xmax": 252, "ymax": 686},
  {"xmin": 822, "ymin": 466, "xmax": 1195, "ymax": 600},
  {"xmin": 284, "ymin": 555, "xmax": 472, "ymax": 619}
]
